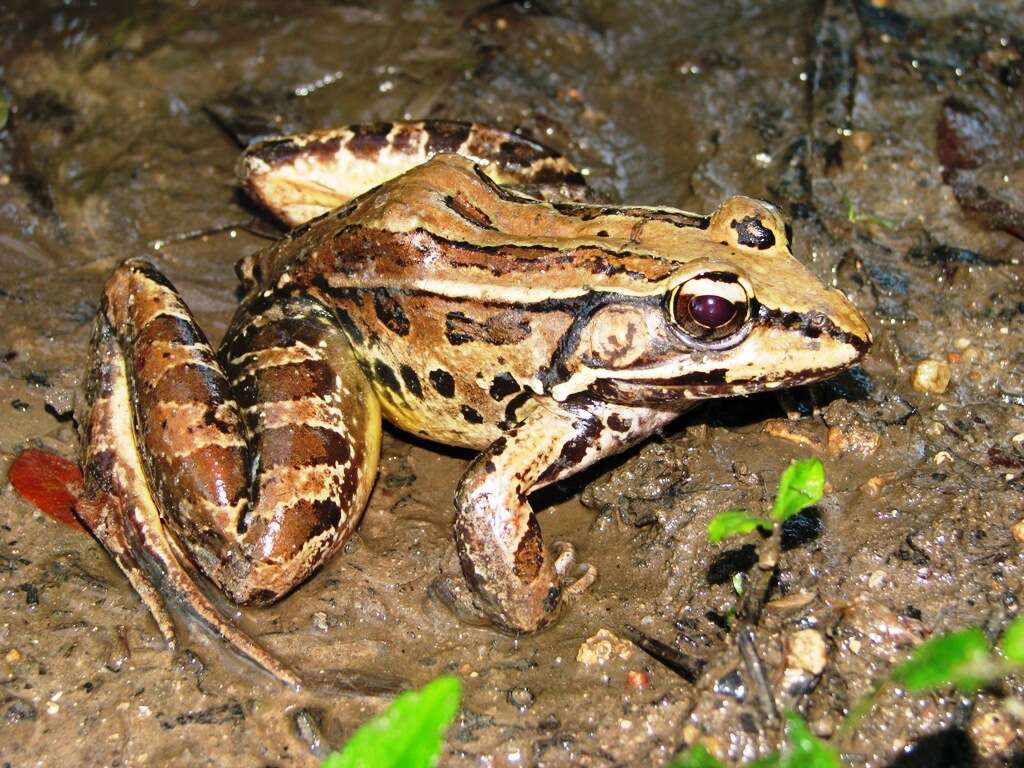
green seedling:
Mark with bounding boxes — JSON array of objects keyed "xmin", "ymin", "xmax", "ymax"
[
  {"xmin": 321, "ymin": 676, "xmax": 461, "ymax": 768},
  {"xmin": 668, "ymin": 713, "xmax": 839, "ymax": 767},
  {"xmin": 674, "ymin": 453, "xmax": 1024, "ymax": 766},
  {"xmin": 707, "ymin": 457, "xmax": 824, "ymax": 544},
  {"xmin": 843, "ymin": 196, "xmax": 896, "ymax": 229}
]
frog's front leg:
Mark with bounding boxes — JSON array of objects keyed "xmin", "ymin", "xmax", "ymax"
[{"xmin": 454, "ymin": 398, "xmax": 678, "ymax": 633}]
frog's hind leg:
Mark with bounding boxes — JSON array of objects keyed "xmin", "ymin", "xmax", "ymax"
[
  {"xmin": 239, "ymin": 120, "xmax": 588, "ymax": 227},
  {"xmin": 79, "ymin": 304, "xmax": 303, "ymax": 686},
  {"xmin": 79, "ymin": 259, "xmax": 380, "ymax": 686},
  {"xmin": 216, "ymin": 291, "xmax": 381, "ymax": 603}
]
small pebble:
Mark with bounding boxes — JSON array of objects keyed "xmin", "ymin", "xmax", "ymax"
[
  {"xmin": 827, "ymin": 424, "xmax": 880, "ymax": 457},
  {"xmin": 576, "ymin": 629, "xmax": 634, "ymax": 666},
  {"xmin": 292, "ymin": 708, "xmax": 326, "ymax": 756},
  {"xmin": 713, "ymin": 670, "xmax": 746, "ymax": 700},
  {"xmin": 970, "ymin": 709, "xmax": 1016, "ymax": 758},
  {"xmin": 1011, "ymin": 519, "xmax": 1024, "ymax": 545},
  {"xmin": 624, "ymin": 670, "xmax": 649, "ymax": 690},
  {"xmin": 506, "ymin": 686, "xmax": 535, "ymax": 712},
  {"xmin": 912, "ymin": 359, "xmax": 951, "ymax": 394},
  {"xmin": 786, "ymin": 629, "xmax": 827, "ymax": 675}
]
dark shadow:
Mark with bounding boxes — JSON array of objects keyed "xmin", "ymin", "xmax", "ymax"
[
  {"xmin": 780, "ymin": 509, "xmax": 823, "ymax": 551},
  {"xmin": 886, "ymin": 728, "xmax": 978, "ymax": 768},
  {"xmin": 818, "ymin": 365, "xmax": 874, "ymax": 402},
  {"xmin": 381, "ymin": 421, "xmax": 476, "ymax": 462},
  {"xmin": 706, "ymin": 544, "xmax": 758, "ymax": 585}
]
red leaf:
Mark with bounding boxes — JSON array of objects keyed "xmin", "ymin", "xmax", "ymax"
[{"xmin": 8, "ymin": 449, "xmax": 85, "ymax": 531}]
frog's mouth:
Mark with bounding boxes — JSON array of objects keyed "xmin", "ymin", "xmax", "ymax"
[
  {"xmin": 587, "ymin": 361, "xmax": 861, "ymax": 405},
  {"xmin": 585, "ymin": 311, "xmax": 871, "ymax": 406}
]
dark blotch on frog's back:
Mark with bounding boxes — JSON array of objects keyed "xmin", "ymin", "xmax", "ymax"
[
  {"xmin": 347, "ymin": 122, "xmax": 394, "ymax": 160},
  {"xmin": 333, "ymin": 306, "xmax": 365, "ymax": 344},
  {"xmin": 391, "ymin": 123, "xmax": 420, "ymax": 154},
  {"xmin": 429, "ymin": 369, "xmax": 456, "ymax": 398},
  {"xmin": 606, "ymin": 413, "xmax": 632, "ymax": 433},
  {"xmin": 249, "ymin": 135, "xmax": 344, "ymax": 168},
  {"xmin": 500, "ymin": 390, "xmax": 532, "ymax": 430},
  {"xmin": 731, "ymin": 216, "xmax": 775, "ymax": 249},
  {"xmin": 426, "ymin": 121, "xmax": 472, "ymax": 154},
  {"xmin": 489, "ymin": 372, "xmax": 520, "ymax": 401},
  {"xmin": 374, "ymin": 360, "xmax": 403, "ymax": 396},
  {"xmin": 373, "ymin": 289, "xmax": 411, "ymax": 336},
  {"xmin": 460, "ymin": 405, "xmax": 484, "ymax": 424},
  {"xmin": 400, "ymin": 365, "xmax": 423, "ymax": 398}
]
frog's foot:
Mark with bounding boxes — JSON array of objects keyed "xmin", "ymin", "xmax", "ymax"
[
  {"xmin": 774, "ymin": 385, "xmax": 822, "ymax": 420},
  {"xmin": 551, "ymin": 541, "xmax": 597, "ymax": 603},
  {"xmin": 239, "ymin": 120, "xmax": 588, "ymax": 228}
]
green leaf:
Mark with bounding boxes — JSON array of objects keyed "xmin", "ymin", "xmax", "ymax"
[
  {"xmin": 747, "ymin": 755, "xmax": 781, "ymax": 768},
  {"xmin": 770, "ymin": 458, "xmax": 825, "ymax": 522},
  {"xmin": 664, "ymin": 744, "xmax": 727, "ymax": 768},
  {"xmin": 889, "ymin": 629, "xmax": 992, "ymax": 693},
  {"xmin": 1001, "ymin": 617, "xmax": 1024, "ymax": 665},
  {"xmin": 321, "ymin": 676, "xmax": 461, "ymax": 768},
  {"xmin": 707, "ymin": 510, "xmax": 772, "ymax": 543},
  {"xmin": 779, "ymin": 712, "xmax": 840, "ymax": 768},
  {"xmin": 732, "ymin": 572, "xmax": 745, "ymax": 596},
  {"xmin": 0, "ymin": 90, "xmax": 8, "ymax": 131}
]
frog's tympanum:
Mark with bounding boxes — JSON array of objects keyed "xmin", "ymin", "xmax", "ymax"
[{"xmin": 78, "ymin": 121, "xmax": 871, "ymax": 685}]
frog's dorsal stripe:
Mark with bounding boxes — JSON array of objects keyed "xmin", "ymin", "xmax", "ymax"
[{"xmin": 550, "ymin": 202, "xmax": 710, "ymax": 230}]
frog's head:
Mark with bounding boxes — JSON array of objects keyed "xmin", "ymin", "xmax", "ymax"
[{"xmin": 561, "ymin": 196, "xmax": 872, "ymax": 405}]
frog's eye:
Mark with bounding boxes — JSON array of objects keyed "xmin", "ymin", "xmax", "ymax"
[{"xmin": 667, "ymin": 273, "xmax": 751, "ymax": 346}]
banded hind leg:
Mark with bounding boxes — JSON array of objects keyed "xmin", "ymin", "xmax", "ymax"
[
  {"xmin": 77, "ymin": 259, "xmax": 380, "ymax": 686},
  {"xmin": 238, "ymin": 120, "xmax": 589, "ymax": 228}
]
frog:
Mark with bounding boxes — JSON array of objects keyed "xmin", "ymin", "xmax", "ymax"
[{"xmin": 76, "ymin": 120, "xmax": 871, "ymax": 686}]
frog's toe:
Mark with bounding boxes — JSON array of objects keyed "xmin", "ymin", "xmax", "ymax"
[{"xmin": 552, "ymin": 541, "xmax": 598, "ymax": 602}]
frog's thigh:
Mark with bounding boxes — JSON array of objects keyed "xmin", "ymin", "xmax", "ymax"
[
  {"xmin": 220, "ymin": 296, "xmax": 382, "ymax": 603},
  {"xmin": 454, "ymin": 400, "xmax": 674, "ymax": 633},
  {"xmin": 79, "ymin": 295, "xmax": 301, "ymax": 686}
]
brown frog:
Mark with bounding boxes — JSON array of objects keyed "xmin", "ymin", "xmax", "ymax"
[{"xmin": 77, "ymin": 121, "xmax": 871, "ymax": 685}]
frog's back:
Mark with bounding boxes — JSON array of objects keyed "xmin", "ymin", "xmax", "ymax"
[{"xmin": 248, "ymin": 155, "xmax": 714, "ymax": 447}]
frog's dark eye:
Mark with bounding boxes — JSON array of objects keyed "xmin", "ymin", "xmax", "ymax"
[
  {"xmin": 688, "ymin": 295, "xmax": 737, "ymax": 329},
  {"xmin": 667, "ymin": 273, "xmax": 751, "ymax": 347}
]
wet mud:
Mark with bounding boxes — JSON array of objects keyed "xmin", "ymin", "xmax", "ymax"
[{"xmin": 0, "ymin": 1, "xmax": 1022, "ymax": 766}]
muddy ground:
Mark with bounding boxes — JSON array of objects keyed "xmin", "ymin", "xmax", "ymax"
[{"xmin": 1, "ymin": 1, "xmax": 1022, "ymax": 766}]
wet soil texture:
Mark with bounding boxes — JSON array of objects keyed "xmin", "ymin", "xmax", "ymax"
[{"xmin": 1, "ymin": 1, "xmax": 1022, "ymax": 766}]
